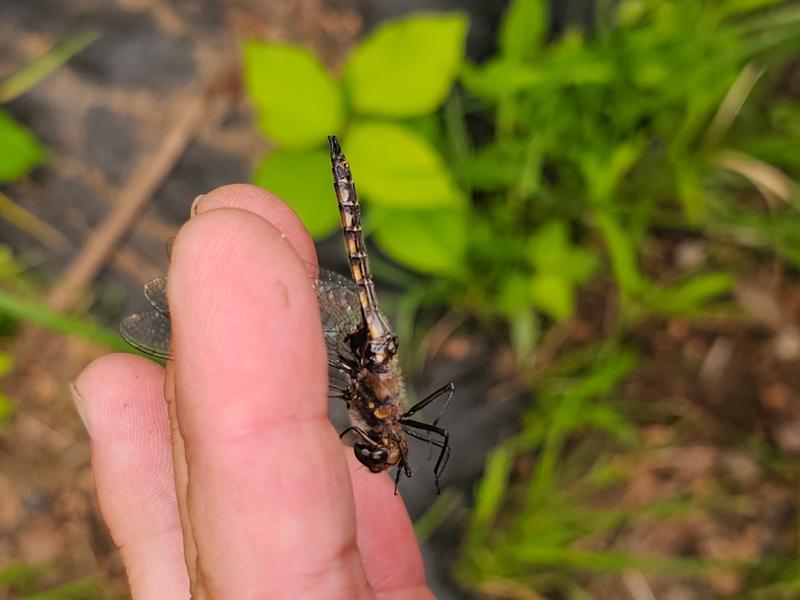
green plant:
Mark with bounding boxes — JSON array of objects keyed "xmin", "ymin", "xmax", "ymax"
[
  {"xmin": 243, "ymin": 1, "xmax": 799, "ymax": 358},
  {"xmin": 241, "ymin": 2, "xmax": 800, "ymax": 596},
  {"xmin": 0, "ymin": 31, "xmax": 98, "ymax": 249},
  {"xmin": 0, "ymin": 560, "xmax": 118, "ymax": 600}
]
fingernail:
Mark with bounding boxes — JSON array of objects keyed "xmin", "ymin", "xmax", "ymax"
[
  {"xmin": 190, "ymin": 194, "xmax": 205, "ymax": 218},
  {"xmin": 69, "ymin": 382, "xmax": 90, "ymax": 433}
]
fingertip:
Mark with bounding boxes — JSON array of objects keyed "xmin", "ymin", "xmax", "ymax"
[
  {"xmin": 75, "ymin": 354, "xmax": 188, "ymax": 599},
  {"xmin": 191, "ymin": 184, "xmax": 318, "ymax": 277},
  {"xmin": 346, "ymin": 452, "xmax": 429, "ymax": 595},
  {"xmin": 74, "ymin": 353, "xmax": 166, "ymax": 441}
]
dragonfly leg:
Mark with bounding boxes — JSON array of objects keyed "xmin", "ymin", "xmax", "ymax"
[
  {"xmin": 402, "ymin": 382, "xmax": 454, "ymax": 460},
  {"xmin": 400, "ymin": 419, "xmax": 450, "ymax": 494},
  {"xmin": 402, "ymin": 382, "xmax": 455, "ymax": 420},
  {"xmin": 339, "ymin": 426, "xmax": 378, "ymax": 447}
]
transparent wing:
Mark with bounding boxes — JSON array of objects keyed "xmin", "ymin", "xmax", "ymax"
[
  {"xmin": 316, "ymin": 269, "xmax": 361, "ymax": 337},
  {"xmin": 121, "ymin": 268, "xmax": 363, "ymax": 366},
  {"xmin": 144, "ymin": 277, "xmax": 169, "ymax": 315},
  {"xmin": 120, "ymin": 309, "xmax": 171, "ymax": 359},
  {"xmin": 315, "ymin": 269, "xmax": 362, "ymax": 393}
]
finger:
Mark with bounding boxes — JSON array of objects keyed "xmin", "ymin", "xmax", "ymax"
[
  {"xmin": 169, "ymin": 208, "xmax": 371, "ymax": 598},
  {"xmin": 191, "ymin": 183, "xmax": 318, "ymax": 277},
  {"xmin": 169, "ymin": 183, "xmax": 323, "ymax": 591},
  {"xmin": 73, "ymin": 354, "xmax": 189, "ymax": 600},
  {"xmin": 346, "ymin": 453, "xmax": 435, "ymax": 600}
]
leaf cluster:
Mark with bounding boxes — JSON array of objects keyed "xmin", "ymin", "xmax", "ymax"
[{"xmin": 244, "ymin": 1, "xmax": 800, "ymax": 354}]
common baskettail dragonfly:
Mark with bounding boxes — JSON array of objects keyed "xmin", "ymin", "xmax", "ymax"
[{"xmin": 121, "ymin": 136, "xmax": 454, "ymax": 493}]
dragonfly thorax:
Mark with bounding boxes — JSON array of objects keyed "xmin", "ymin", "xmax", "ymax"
[{"xmin": 365, "ymin": 333, "xmax": 399, "ymax": 371}]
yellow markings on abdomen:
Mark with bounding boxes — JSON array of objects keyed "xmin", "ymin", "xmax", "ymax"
[{"xmin": 352, "ymin": 262, "xmax": 363, "ymax": 282}]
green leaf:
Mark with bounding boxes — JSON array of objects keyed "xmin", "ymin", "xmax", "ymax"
[
  {"xmin": 499, "ymin": 0, "xmax": 548, "ymax": 62},
  {"xmin": 498, "ymin": 272, "xmax": 533, "ymax": 316},
  {"xmin": 461, "ymin": 39, "xmax": 613, "ymax": 102},
  {"xmin": 344, "ymin": 13, "xmax": 468, "ymax": 117},
  {"xmin": 0, "ymin": 290, "xmax": 125, "ymax": 349},
  {"xmin": 242, "ymin": 42, "xmax": 343, "ymax": 148},
  {"xmin": 529, "ymin": 273, "xmax": 574, "ymax": 321},
  {"xmin": 370, "ymin": 205, "xmax": 466, "ymax": 276},
  {"xmin": 346, "ymin": 121, "xmax": 463, "ymax": 208},
  {"xmin": 528, "ymin": 221, "xmax": 597, "ymax": 282},
  {"xmin": 460, "ymin": 58, "xmax": 542, "ymax": 101},
  {"xmin": 646, "ymin": 272, "xmax": 733, "ymax": 315},
  {"xmin": 509, "ymin": 308, "xmax": 540, "ymax": 360},
  {"xmin": 594, "ymin": 212, "xmax": 644, "ymax": 295},
  {"xmin": 460, "ymin": 138, "xmax": 526, "ymax": 190},
  {"xmin": 0, "ymin": 110, "xmax": 46, "ymax": 182},
  {"xmin": 470, "ymin": 445, "xmax": 513, "ymax": 535},
  {"xmin": 676, "ymin": 164, "xmax": 708, "ymax": 224},
  {"xmin": 252, "ymin": 149, "xmax": 339, "ymax": 239},
  {"xmin": 580, "ymin": 141, "xmax": 643, "ymax": 204}
]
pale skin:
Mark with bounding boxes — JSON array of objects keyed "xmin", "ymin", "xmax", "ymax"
[{"xmin": 72, "ymin": 184, "xmax": 436, "ymax": 599}]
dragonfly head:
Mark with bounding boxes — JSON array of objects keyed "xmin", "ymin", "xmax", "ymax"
[
  {"xmin": 354, "ymin": 430, "xmax": 406, "ymax": 473},
  {"xmin": 354, "ymin": 443, "xmax": 390, "ymax": 473}
]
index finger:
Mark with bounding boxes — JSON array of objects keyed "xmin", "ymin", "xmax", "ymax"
[{"xmin": 169, "ymin": 207, "xmax": 371, "ymax": 597}]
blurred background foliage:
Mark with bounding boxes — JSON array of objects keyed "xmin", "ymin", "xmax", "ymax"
[
  {"xmin": 242, "ymin": 0, "xmax": 800, "ymax": 597},
  {"xmin": 1, "ymin": 0, "xmax": 800, "ymax": 597},
  {"xmin": 246, "ymin": 0, "xmax": 800, "ymax": 333}
]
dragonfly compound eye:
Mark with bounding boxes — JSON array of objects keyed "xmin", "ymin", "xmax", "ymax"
[{"xmin": 354, "ymin": 443, "xmax": 389, "ymax": 473}]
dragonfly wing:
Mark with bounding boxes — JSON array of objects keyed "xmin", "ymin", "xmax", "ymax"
[
  {"xmin": 120, "ymin": 309, "xmax": 171, "ymax": 359},
  {"xmin": 316, "ymin": 269, "xmax": 361, "ymax": 336},
  {"xmin": 315, "ymin": 269, "xmax": 362, "ymax": 392},
  {"xmin": 144, "ymin": 277, "xmax": 170, "ymax": 316}
]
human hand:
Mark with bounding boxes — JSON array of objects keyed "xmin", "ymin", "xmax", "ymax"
[{"xmin": 72, "ymin": 185, "xmax": 435, "ymax": 599}]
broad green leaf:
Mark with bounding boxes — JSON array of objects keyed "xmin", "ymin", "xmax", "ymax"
[
  {"xmin": 346, "ymin": 122, "xmax": 463, "ymax": 208},
  {"xmin": 345, "ymin": 13, "xmax": 468, "ymax": 116},
  {"xmin": 0, "ymin": 110, "xmax": 46, "ymax": 182},
  {"xmin": 252, "ymin": 149, "xmax": 339, "ymax": 238},
  {"xmin": 370, "ymin": 205, "xmax": 466, "ymax": 276},
  {"xmin": 500, "ymin": 0, "xmax": 548, "ymax": 62},
  {"xmin": 529, "ymin": 273, "xmax": 574, "ymax": 321},
  {"xmin": 243, "ymin": 42, "xmax": 343, "ymax": 148}
]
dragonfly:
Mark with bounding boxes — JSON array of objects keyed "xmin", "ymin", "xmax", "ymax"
[{"xmin": 121, "ymin": 136, "xmax": 454, "ymax": 493}]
